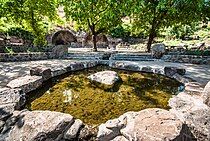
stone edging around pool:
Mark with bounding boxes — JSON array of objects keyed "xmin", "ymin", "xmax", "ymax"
[{"xmin": 0, "ymin": 60, "xmax": 209, "ymax": 141}]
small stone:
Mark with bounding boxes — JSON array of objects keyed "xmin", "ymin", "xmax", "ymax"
[
  {"xmin": 69, "ymin": 62, "xmax": 85, "ymax": 71},
  {"xmin": 78, "ymin": 125, "xmax": 97, "ymax": 140},
  {"xmin": 141, "ymin": 66, "xmax": 153, "ymax": 72},
  {"xmin": 164, "ymin": 66, "xmax": 186, "ymax": 77},
  {"xmin": 64, "ymin": 119, "xmax": 83, "ymax": 139},
  {"xmin": 111, "ymin": 136, "xmax": 128, "ymax": 141},
  {"xmin": 0, "ymin": 103, "xmax": 16, "ymax": 120},
  {"xmin": 0, "ymin": 120, "xmax": 5, "ymax": 132}
]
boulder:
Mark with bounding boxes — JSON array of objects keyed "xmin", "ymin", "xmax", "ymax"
[
  {"xmin": 52, "ymin": 45, "xmax": 68, "ymax": 58},
  {"xmin": 202, "ymin": 81, "xmax": 210, "ymax": 106},
  {"xmin": 169, "ymin": 92, "xmax": 210, "ymax": 140},
  {"xmin": 4, "ymin": 110, "xmax": 74, "ymax": 141},
  {"xmin": 0, "ymin": 88, "xmax": 25, "ymax": 120},
  {"xmin": 7, "ymin": 75, "xmax": 43, "ymax": 93},
  {"xmin": 30, "ymin": 66, "xmax": 52, "ymax": 81},
  {"xmin": 151, "ymin": 43, "xmax": 166, "ymax": 59},
  {"xmin": 88, "ymin": 71, "xmax": 120, "ymax": 89},
  {"xmin": 97, "ymin": 108, "xmax": 192, "ymax": 141}
]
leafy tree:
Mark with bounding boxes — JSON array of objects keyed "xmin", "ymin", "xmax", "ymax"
[
  {"xmin": 61, "ymin": 0, "xmax": 127, "ymax": 51},
  {"xmin": 1, "ymin": 0, "xmax": 58, "ymax": 45},
  {"xmin": 131, "ymin": 0, "xmax": 205, "ymax": 52},
  {"xmin": 201, "ymin": 0, "xmax": 210, "ymax": 26}
]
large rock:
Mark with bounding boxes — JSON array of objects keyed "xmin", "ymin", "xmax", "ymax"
[
  {"xmin": 202, "ymin": 81, "xmax": 210, "ymax": 107},
  {"xmin": 169, "ymin": 92, "xmax": 210, "ymax": 140},
  {"xmin": 0, "ymin": 88, "xmax": 25, "ymax": 120},
  {"xmin": 151, "ymin": 43, "xmax": 166, "ymax": 59},
  {"xmin": 7, "ymin": 75, "xmax": 43, "ymax": 93},
  {"xmin": 52, "ymin": 45, "xmax": 68, "ymax": 58},
  {"xmin": 3, "ymin": 110, "xmax": 74, "ymax": 141},
  {"xmin": 97, "ymin": 108, "xmax": 192, "ymax": 141},
  {"xmin": 30, "ymin": 66, "xmax": 52, "ymax": 81},
  {"xmin": 88, "ymin": 71, "xmax": 120, "ymax": 89}
]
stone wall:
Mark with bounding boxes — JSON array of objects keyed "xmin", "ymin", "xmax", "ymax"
[
  {"xmin": 0, "ymin": 45, "xmax": 56, "ymax": 53},
  {"xmin": 162, "ymin": 55, "xmax": 210, "ymax": 64},
  {"xmin": 0, "ymin": 52, "xmax": 56, "ymax": 62}
]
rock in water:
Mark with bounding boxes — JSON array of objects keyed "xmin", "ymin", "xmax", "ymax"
[{"xmin": 88, "ymin": 71, "xmax": 120, "ymax": 90}]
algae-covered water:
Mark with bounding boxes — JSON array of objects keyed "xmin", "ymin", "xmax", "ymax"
[{"xmin": 26, "ymin": 66, "xmax": 182, "ymax": 125}]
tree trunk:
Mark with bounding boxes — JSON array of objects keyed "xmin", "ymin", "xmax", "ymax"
[
  {"xmin": 89, "ymin": 23, "xmax": 97, "ymax": 52},
  {"xmin": 93, "ymin": 33, "xmax": 97, "ymax": 52},
  {"xmin": 147, "ymin": 30, "xmax": 156, "ymax": 52}
]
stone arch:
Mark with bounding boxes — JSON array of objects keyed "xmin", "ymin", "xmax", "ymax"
[
  {"xmin": 82, "ymin": 33, "xmax": 109, "ymax": 47},
  {"xmin": 51, "ymin": 30, "xmax": 77, "ymax": 45}
]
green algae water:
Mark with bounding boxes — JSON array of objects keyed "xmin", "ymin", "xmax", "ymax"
[{"xmin": 26, "ymin": 66, "xmax": 182, "ymax": 125}]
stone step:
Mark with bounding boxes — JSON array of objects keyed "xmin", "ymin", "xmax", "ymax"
[
  {"xmin": 112, "ymin": 53, "xmax": 151, "ymax": 56},
  {"xmin": 65, "ymin": 56, "xmax": 101, "ymax": 60},
  {"xmin": 110, "ymin": 57, "xmax": 156, "ymax": 61},
  {"xmin": 111, "ymin": 56, "xmax": 152, "ymax": 59}
]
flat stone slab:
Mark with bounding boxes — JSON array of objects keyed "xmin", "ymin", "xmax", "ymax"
[{"xmin": 6, "ymin": 75, "xmax": 43, "ymax": 93}]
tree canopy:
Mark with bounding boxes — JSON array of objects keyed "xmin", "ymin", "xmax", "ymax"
[
  {"xmin": 1, "ymin": 0, "xmax": 58, "ymax": 45},
  {"xmin": 130, "ymin": 0, "xmax": 206, "ymax": 52},
  {"xmin": 0, "ymin": 0, "xmax": 209, "ymax": 50},
  {"xmin": 61, "ymin": 0, "xmax": 128, "ymax": 51}
]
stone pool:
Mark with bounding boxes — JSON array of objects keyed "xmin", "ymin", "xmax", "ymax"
[{"xmin": 26, "ymin": 66, "xmax": 182, "ymax": 125}]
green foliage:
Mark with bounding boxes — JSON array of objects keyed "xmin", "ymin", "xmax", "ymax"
[
  {"xmin": 61, "ymin": 0, "xmax": 129, "ymax": 50},
  {"xmin": 110, "ymin": 25, "xmax": 130, "ymax": 38},
  {"xmin": 130, "ymin": 0, "xmax": 206, "ymax": 51},
  {"xmin": 1, "ymin": 0, "xmax": 59, "ymax": 46},
  {"xmin": 167, "ymin": 24, "xmax": 198, "ymax": 39},
  {"xmin": 7, "ymin": 27, "xmax": 34, "ymax": 40},
  {"xmin": 61, "ymin": 0, "xmax": 124, "ymax": 32}
]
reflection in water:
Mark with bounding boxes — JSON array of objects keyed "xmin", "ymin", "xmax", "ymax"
[{"xmin": 63, "ymin": 89, "xmax": 73, "ymax": 103}]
